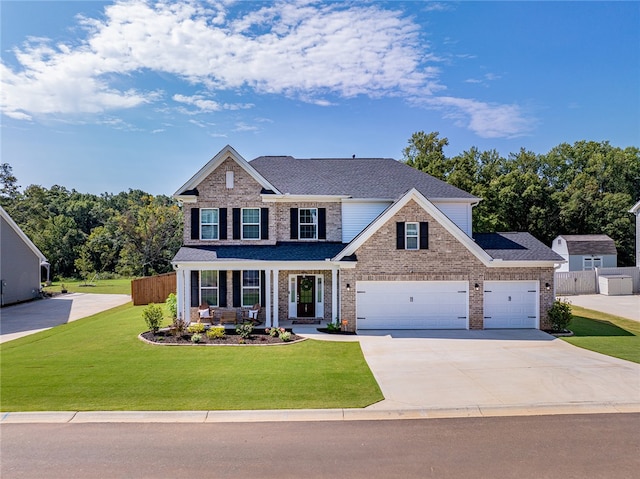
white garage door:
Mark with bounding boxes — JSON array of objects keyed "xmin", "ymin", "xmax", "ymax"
[
  {"xmin": 483, "ymin": 281, "xmax": 538, "ymax": 329},
  {"xmin": 356, "ymin": 281, "xmax": 468, "ymax": 330}
]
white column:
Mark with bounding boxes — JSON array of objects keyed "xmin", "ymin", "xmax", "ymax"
[
  {"xmin": 332, "ymin": 268, "xmax": 338, "ymax": 323},
  {"xmin": 177, "ymin": 268, "xmax": 187, "ymax": 324},
  {"xmin": 265, "ymin": 268, "xmax": 272, "ymax": 328},
  {"xmin": 272, "ymin": 269, "xmax": 279, "ymax": 328}
]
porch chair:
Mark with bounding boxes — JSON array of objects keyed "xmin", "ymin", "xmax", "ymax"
[
  {"xmin": 196, "ymin": 302, "xmax": 213, "ymax": 327},
  {"xmin": 247, "ymin": 303, "xmax": 261, "ymax": 324}
]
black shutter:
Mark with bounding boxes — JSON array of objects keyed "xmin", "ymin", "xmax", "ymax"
[
  {"xmin": 190, "ymin": 270, "xmax": 199, "ymax": 307},
  {"xmin": 219, "ymin": 208, "xmax": 227, "ymax": 240},
  {"xmin": 191, "ymin": 208, "xmax": 200, "ymax": 240},
  {"xmin": 318, "ymin": 208, "xmax": 326, "ymax": 240},
  {"xmin": 260, "ymin": 271, "xmax": 266, "ymax": 306},
  {"xmin": 232, "ymin": 208, "xmax": 241, "ymax": 240},
  {"xmin": 232, "ymin": 271, "xmax": 241, "ymax": 307},
  {"xmin": 261, "ymin": 208, "xmax": 269, "ymax": 240},
  {"xmin": 396, "ymin": 222, "xmax": 405, "ymax": 249},
  {"xmin": 419, "ymin": 222, "xmax": 429, "ymax": 250},
  {"xmin": 290, "ymin": 208, "xmax": 299, "ymax": 239},
  {"xmin": 219, "ymin": 271, "xmax": 227, "ymax": 307}
]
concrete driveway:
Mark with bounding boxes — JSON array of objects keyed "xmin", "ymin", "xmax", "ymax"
[
  {"xmin": 560, "ymin": 294, "xmax": 640, "ymax": 322},
  {"xmin": 299, "ymin": 328, "xmax": 640, "ymax": 414},
  {"xmin": 0, "ymin": 293, "xmax": 131, "ymax": 344}
]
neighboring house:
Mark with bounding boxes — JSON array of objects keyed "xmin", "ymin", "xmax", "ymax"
[
  {"xmin": 0, "ymin": 206, "xmax": 49, "ymax": 306},
  {"xmin": 172, "ymin": 145, "xmax": 563, "ymax": 331},
  {"xmin": 552, "ymin": 235, "xmax": 617, "ymax": 272},
  {"xmin": 630, "ymin": 200, "xmax": 640, "ymax": 267}
]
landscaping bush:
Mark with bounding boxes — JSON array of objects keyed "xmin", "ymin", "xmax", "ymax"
[
  {"xmin": 548, "ymin": 299, "xmax": 572, "ymax": 331},
  {"xmin": 166, "ymin": 293, "xmax": 177, "ymax": 320},
  {"xmin": 187, "ymin": 323, "xmax": 205, "ymax": 334},
  {"xmin": 235, "ymin": 322, "xmax": 254, "ymax": 339},
  {"xmin": 142, "ymin": 303, "xmax": 164, "ymax": 333},
  {"xmin": 191, "ymin": 333, "xmax": 203, "ymax": 343},
  {"xmin": 206, "ymin": 326, "xmax": 225, "ymax": 339}
]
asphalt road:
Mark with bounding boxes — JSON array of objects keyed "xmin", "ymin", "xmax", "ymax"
[{"xmin": 1, "ymin": 413, "xmax": 638, "ymax": 478}]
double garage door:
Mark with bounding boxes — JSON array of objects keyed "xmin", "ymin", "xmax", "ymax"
[{"xmin": 356, "ymin": 280, "xmax": 538, "ymax": 330}]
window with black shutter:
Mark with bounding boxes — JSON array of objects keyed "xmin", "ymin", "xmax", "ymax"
[
  {"xmin": 290, "ymin": 208, "xmax": 299, "ymax": 239},
  {"xmin": 191, "ymin": 208, "xmax": 200, "ymax": 240}
]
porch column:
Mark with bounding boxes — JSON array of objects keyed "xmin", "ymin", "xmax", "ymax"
[
  {"xmin": 265, "ymin": 268, "xmax": 272, "ymax": 328},
  {"xmin": 272, "ymin": 269, "xmax": 279, "ymax": 328},
  {"xmin": 332, "ymin": 268, "xmax": 338, "ymax": 323},
  {"xmin": 176, "ymin": 268, "xmax": 187, "ymax": 324}
]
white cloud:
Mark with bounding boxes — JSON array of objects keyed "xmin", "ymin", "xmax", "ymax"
[{"xmin": 0, "ymin": 0, "xmax": 533, "ymax": 138}]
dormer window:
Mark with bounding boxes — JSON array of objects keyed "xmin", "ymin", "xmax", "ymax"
[
  {"xmin": 299, "ymin": 208, "xmax": 318, "ymax": 240},
  {"xmin": 201, "ymin": 208, "xmax": 219, "ymax": 240}
]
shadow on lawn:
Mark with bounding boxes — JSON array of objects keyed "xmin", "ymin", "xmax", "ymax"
[{"xmin": 570, "ymin": 316, "xmax": 635, "ymax": 337}]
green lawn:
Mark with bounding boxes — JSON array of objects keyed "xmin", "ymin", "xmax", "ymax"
[
  {"xmin": 0, "ymin": 304, "xmax": 383, "ymax": 411},
  {"xmin": 562, "ymin": 305, "xmax": 640, "ymax": 364},
  {"xmin": 44, "ymin": 278, "xmax": 133, "ymax": 295}
]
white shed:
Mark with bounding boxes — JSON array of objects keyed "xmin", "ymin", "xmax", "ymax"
[{"xmin": 552, "ymin": 235, "xmax": 617, "ymax": 272}]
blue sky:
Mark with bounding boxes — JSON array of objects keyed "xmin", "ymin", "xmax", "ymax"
[{"xmin": 2, "ymin": 1, "xmax": 638, "ymax": 196}]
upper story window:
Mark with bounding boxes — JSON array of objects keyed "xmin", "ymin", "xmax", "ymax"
[
  {"xmin": 242, "ymin": 208, "xmax": 260, "ymax": 239},
  {"xmin": 299, "ymin": 208, "xmax": 318, "ymax": 240},
  {"xmin": 405, "ymin": 222, "xmax": 419, "ymax": 250},
  {"xmin": 200, "ymin": 208, "xmax": 219, "ymax": 240}
]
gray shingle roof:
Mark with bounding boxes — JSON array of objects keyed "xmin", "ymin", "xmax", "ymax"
[
  {"xmin": 474, "ymin": 232, "xmax": 564, "ymax": 262},
  {"xmin": 173, "ymin": 242, "xmax": 351, "ymax": 263},
  {"xmin": 558, "ymin": 235, "xmax": 617, "ymax": 255},
  {"xmin": 249, "ymin": 156, "xmax": 477, "ymax": 200}
]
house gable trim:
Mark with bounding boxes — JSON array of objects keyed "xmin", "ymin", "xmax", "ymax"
[
  {"xmin": 0, "ymin": 206, "xmax": 47, "ymax": 262},
  {"xmin": 173, "ymin": 145, "xmax": 281, "ymax": 199}
]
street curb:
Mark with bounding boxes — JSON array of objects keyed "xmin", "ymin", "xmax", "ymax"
[{"xmin": 2, "ymin": 402, "xmax": 639, "ymax": 424}]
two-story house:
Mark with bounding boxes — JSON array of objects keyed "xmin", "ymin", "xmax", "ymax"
[{"xmin": 172, "ymin": 145, "xmax": 563, "ymax": 331}]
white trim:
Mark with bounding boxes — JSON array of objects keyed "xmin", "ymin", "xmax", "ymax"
[
  {"xmin": 0, "ymin": 205, "xmax": 47, "ymax": 262},
  {"xmin": 173, "ymin": 145, "xmax": 280, "ymax": 198},
  {"xmin": 261, "ymin": 194, "xmax": 350, "ymax": 203},
  {"xmin": 288, "ymin": 273, "xmax": 325, "ymax": 319}
]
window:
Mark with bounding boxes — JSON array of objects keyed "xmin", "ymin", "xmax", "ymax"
[
  {"xmin": 242, "ymin": 208, "xmax": 260, "ymax": 239},
  {"xmin": 242, "ymin": 270, "xmax": 260, "ymax": 307},
  {"xmin": 583, "ymin": 256, "xmax": 602, "ymax": 271},
  {"xmin": 200, "ymin": 208, "xmax": 219, "ymax": 240},
  {"xmin": 200, "ymin": 270, "xmax": 218, "ymax": 306},
  {"xmin": 405, "ymin": 222, "xmax": 419, "ymax": 250},
  {"xmin": 226, "ymin": 170, "xmax": 234, "ymax": 189},
  {"xmin": 299, "ymin": 208, "xmax": 318, "ymax": 240}
]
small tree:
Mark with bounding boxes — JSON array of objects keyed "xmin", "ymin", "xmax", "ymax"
[
  {"xmin": 142, "ymin": 303, "xmax": 164, "ymax": 333},
  {"xmin": 165, "ymin": 293, "xmax": 177, "ymax": 320},
  {"xmin": 547, "ymin": 299, "xmax": 572, "ymax": 331}
]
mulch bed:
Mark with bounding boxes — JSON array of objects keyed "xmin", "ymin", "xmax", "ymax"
[
  {"xmin": 316, "ymin": 328, "xmax": 357, "ymax": 335},
  {"xmin": 140, "ymin": 328, "xmax": 305, "ymax": 346},
  {"xmin": 543, "ymin": 329, "xmax": 574, "ymax": 337}
]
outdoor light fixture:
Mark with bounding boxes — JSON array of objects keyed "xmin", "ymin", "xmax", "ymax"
[
  {"xmin": 474, "ymin": 283, "xmax": 480, "ymax": 291},
  {"xmin": 545, "ymin": 282, "xmax": 551, "ymax": 291},
  {"xmin": 346, "ymin": 283, "xmax": 351, "ymax": 291}
]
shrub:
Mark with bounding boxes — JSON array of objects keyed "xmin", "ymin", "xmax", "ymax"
[
  {"xmin": 235, "ymin": 322, "xmax": 254, "ymax": 339},
  {"xmin": 280, "ymin": 331, "xmax": 292, "ymax": 342},
  {"xmin": 266, "ymin": 327, "xmax": 284, "ymax": 338},
  {"xmin": 206, "ymin": 326, "xmax": 225, "ymax": 339},
  {"xmin": 187, "ymin": 323, "xmax": 205, "ymax": 334},
  {"xmin": 191, "ymin": 333, "xmax": 203, "ymax": 343},
  {"xmin": 171, "ymin": 317, "xmax": 188, "ymax": 337},
  {"xmin": 142, "ymin": 303, "xmax": 164, "ymax": 333},
  {"xmin": 326, "ymin": 320, "xmax": 341, "ymax": 332},
  {"xmin": 166, "ymin": 293, "xmax": 177, "ymax": 320},
  {"xmin": 548, "ymin": 299, "xmax": 572, "ymax": 331}
]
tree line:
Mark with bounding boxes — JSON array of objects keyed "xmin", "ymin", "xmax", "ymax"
[
  {"xmin": 1, "ymin": 135, "xmax": 638, "ymax": 279},
  {"xmin": 0, "ymin": 164, "xmax": 182, "ymax": 280},
  {"xmin": 403, "ymin": 133, "xmax": 639, "ymax": 266}
]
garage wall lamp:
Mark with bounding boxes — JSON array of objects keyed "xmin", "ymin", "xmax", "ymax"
[
  {"xmin": 545, "ymin": 282, "xmax": 551, "ymax": 291},
  {"xmin": 474, "ymin": 283, "xmax": 480, "ymax": 291},
  {"xmin": 346, "ymin": 283, "xmax": 351, "ymax": 291}
]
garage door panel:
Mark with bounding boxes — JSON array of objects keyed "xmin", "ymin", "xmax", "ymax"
[
  {"xmin": 484, "ymin": 281, "xmax": 538, "ymax": 329},
  {"xmin": 357, "ymin": 281, "xmax": 468, "ymax": 330}
]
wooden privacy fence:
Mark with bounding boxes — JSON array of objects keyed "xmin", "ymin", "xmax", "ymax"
[
  {"xmin": 131, "ymin": 272, "xmax": 176, "ymax": 306},
  {"xmin": 555, "ymin": 267, "xmax": 640, "ymax": 295}
]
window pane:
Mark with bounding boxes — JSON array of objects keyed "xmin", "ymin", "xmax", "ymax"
[
  {"xmin": 243, "ymin": 224, "xmax": 260, "ymax": 239},
  {"xmin": 299, "ymin": 208, "xmax": 316, "ymax": 224},
  {"xmin": 406, "ymin": 223, "xmax": 418, "ymax": 235},
  {"xmin": 242, "ymin": 208, "xmax": 259, "ymax": 223},
  {"xmin": 201, "ymin": 225, "xmax": 218, "ymax": 240},
  {"xmin": 317, "ymin": 276, "xmax": 322, "ymax": 302},
  {"xmin": 243, "ymin": 270, "xmax": 260, "ymax": 287},
  {"xmin": 201, "ymin": 270, "xmax": 218, "ymax": 288},
  {"xmin": 406, "ymin": 237, "xmax": 418, "ymax": 250},
  {"xmin": 242, "ymin": 289, "xmax": 260, "ymax": 307},
  {"xmin": 201, "ymin": 289, "xmax": 218, "ymax": 306},
  {"xmin": 300, "ymin": 224, "xmax": 316, "ymax": 239},
  {"xmin": 201, "ymin": 209, "xmax": 218, "ymax": 224}
]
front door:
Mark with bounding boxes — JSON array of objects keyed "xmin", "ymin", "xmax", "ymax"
[{"xmin": 297, "ymin": 276, "xmax": 316, "ymax": 317}]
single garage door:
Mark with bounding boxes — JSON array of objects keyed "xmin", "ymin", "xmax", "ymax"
[
  {"xmin": 483, "ymin": 281, "xmax": 538, "ymax": 329},
  {"xmin": 356, "ymin": 281, "xmax": 468, "ymax": 330}
]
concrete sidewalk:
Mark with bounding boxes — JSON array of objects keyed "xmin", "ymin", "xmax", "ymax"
[
  {"xmin": 0, "ymin": 293, "xmax": 131, "ymax": 344},
  {"xmin": 559, "ymin": 294, "xmax": 640, "ymax": 322}
]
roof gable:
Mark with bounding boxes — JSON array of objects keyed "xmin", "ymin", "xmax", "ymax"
[
  {"xmin": 0, "ymin": 206, "xmax": 47, "ymax": 261},
  {"xmin": 173, "ymin": 145, "xmax": 280, "ymax": 200}
]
